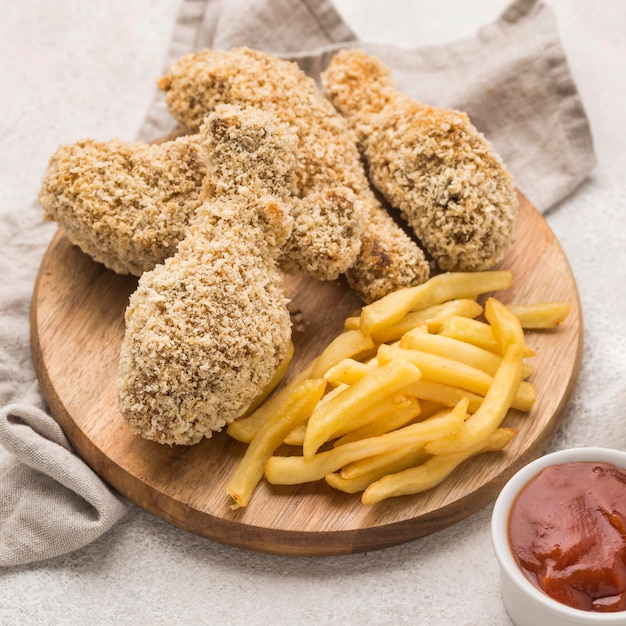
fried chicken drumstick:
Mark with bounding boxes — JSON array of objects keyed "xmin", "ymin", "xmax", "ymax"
[
  {"xmin": 322, "ymin": 49, "xmax": 518, "ymax": 272},
  {"xmin": 117, "ymin": 105, "xmax": 296, "ymax": 445}
]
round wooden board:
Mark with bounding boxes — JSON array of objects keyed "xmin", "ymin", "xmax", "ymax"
[{"xmin": 31, "ymin": 192, "xmax": 583, "ymax": 556}]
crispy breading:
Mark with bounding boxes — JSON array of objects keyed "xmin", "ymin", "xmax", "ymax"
[
  {"xmin": 322, "ymin": 49, "xmax": 518, "ymax": 272},
  {"xmin": 117, "ymin": 105, "xmax": 296, "ymax": 445},
  {"xmin": 348, "ymin": 204, "xmax": 432, "ymax": 303},
  {"xmin": 159, "ymin": 46, "xmax": 430, "ymax": 301},
  {"xmin": 38, "ymin": 135, "xmax": 206, "ymax": 275}
]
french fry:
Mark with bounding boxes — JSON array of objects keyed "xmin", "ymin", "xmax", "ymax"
[
  {"xmin": 359, "ymin": 270, "xmax": 513, "ymax": 337},
  {"xmin": 367, "ymin": 299, "xmax": 484, "ymax": 344},
  {"xmin": 401, "ymin": 379, "xmax": 484, "ymax": 413},
  {"xmin": 311, "ymin": 329, "xmax": 375, "ymax": 379},
  {"xmin": 424, "ymin": 343, "xmax": 524, "ymax": 455},
  {"xmin": 343, "ymin": 315, "xmax": 360, "ymax": 331},
  {"xmin": 286, "ymin": 393, "xmax": 420, "ymax": 447},
  {"xmin": 400, "ymin": 326, "xmax": 532, "ymax": 378},
  {"xmin": 485, "ymin": 297, "xmax": 533, "ymax": 356},
  {"xmin": 281, "ymin": 381, "xmax": 352, "ymax": 446},
  {"xmin": 325, "ymin": 471, "xmax": 377, "ymax": 494},
  {"xmin": 377, "ymin": 343, "xmax": 495, "ymax": 397},
  {"xmin": 226, "ymin": 378, "xmax": 326, "ymax": 507},
  {"xmin": 303, "ymin": 357, "xmax": 422, "ymax": 459},
  {"xmin": 399, "ymin": 327, "xmax": 532, "ymax": 378},
  {"xmin": 284, "ymin": 381, "xmax": 351, "ymax": 442},
  {"xmin": 507, "ymin": 302, "xmax": 571, "ymax": 329},
  {"xmin": 338, "ymin": 444, "xmax": 430, "ymax": 482},
  {"xmin": 323, "ymin": 358, "xmax": 373, "ymax": 386},
  {"xmin": 339, "ymin": 403, "xmax": 466, "ymax": 481},
  {"xmin": 266, "ymin": 402, "xmax": 467, "ymax": 485},
  {"xmin": 402, "ymin": 378, "xmax": 534, "ymax": 413},
  {"xmin": 438, "ymin": 315, "xmax": 501, "ymax": 352},
  {"xmin": 227, "ymin": 361, "xmax": 316, "ymax": 443},
  {"xmin": 361, "ymin": 427, "xmax": 516, "ymax": 504},
  {"xmin": 332, "ymin": 395, "xmax": 421, "ymax": 445},
  {"xmin": 283, "ymin": 422, "xmax": 307, "ymax": 446},
  {"xmin": 326, "ymin": 446, "xmax": 430, "ymax": 494},
  {"xmin": 515, "ymin": 381, "xmax": 536, "ymax": 412}
]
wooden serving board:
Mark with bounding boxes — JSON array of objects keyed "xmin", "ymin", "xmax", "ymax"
[{"xmin": 31, "ymin": 192, "xmax": 583, "ymax": 556}]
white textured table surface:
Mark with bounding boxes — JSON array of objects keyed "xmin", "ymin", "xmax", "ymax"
[{"xmin": 1, "ymin": 1, "xmax": 625, "ymax": 624}]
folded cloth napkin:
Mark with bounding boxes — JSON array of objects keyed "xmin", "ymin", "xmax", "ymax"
[
  {"xmin": 0, "ymin": 405, "xmax": 129, "ymax": 567},
  {"xmin": 1, "ymin": 0, "xmax": 596, "ymax": 567}
]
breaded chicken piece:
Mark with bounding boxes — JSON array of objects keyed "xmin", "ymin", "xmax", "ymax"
[
  {"xmin": 158, "ymin": 46, "xmax": 430, "ymax": 300},
  {"xmin": 322, "ymin": 49, "xmax": 518, "ymax": 272},
  {"xmin": 38, "ymin": 134, "xmax": 206, "ymax": 276},
  {"xmin": 117, "ymin": 104, "xmax": 296, "ymax": 445}
]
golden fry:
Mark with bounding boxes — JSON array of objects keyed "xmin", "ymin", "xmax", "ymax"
[
  {"xmin": 368, "ymin": 299, "xmax": 484, "ymax": 344},
  {"xmin": 359, "ymin": 270, "xmax": 512, "ymax": 337},
  {"xmin": 227, "ymin": 361, "xmax": 315, "ymax": 443},
  {"xmin": 323, "ymin": 358, "xmax": 373, "ymax": 386},
  {"xmin": 424, "ymin": 343, "xmax": 524, "ymax": 455},
  {"xmin": 340, "ymin": 440, "xmax": 431, "ymax": 480},
  {"xmin": 402, "ymin": 379, "xmax": 484, "ymax": 413},
  {"xmin": 289, "ymin": 393, "xmax": 420, "ymax": 447},
  {"xmin": 303, "ymin": 357, "xmax": 422, "ymax": 459},
  {"xmin": 339, "ymin": 404, "xmax": 464, "ymax": 482},
  {"xmin": 226, "ymin": 378, "xmax": 326, "ymax": 507},
  {"xmin": 326, "ymin": 446, "xmax": 430, "ymax": 494},
  {"xmin": 266, "ymin": 402, "xmax": 466, "ymax": 485},
  {"xmin": 401, "ymin": 327, "xmax": 533, "ymax": 379},
  {"xmin": 438, "ymin": 315, "xmax": 500, "ymax": 352},
  {"xmin": 361, "ymin": 427, "xmax": 516, "ymax": 504},
  {"xmin": 344, "ymin": 298, "xmax": 482, "ymax": 336},
  {"xmin": 507, "ymin": 302, "xmax": 571, "ymax": 329},
  {"xmin": 281, "ymin": 382, "xmax": 350, "ymax": 446},
  {"xmin": 283, "ymin": 421, "xmax": 307, "ymax": 446},
  {"xmin": 377, "ymin": 343, "xmax": 494, "ymax": 397},
  {"xmin": 485, "ymin": 297, "xmax": 533, "ymax": 356},
  {"xmin": 402, "ymin": 327, "xmax": 502, "ymax": 377},
  {"xmin": 402, "ymin": 378, "xmax": 534, "ymax": 413},
  {"xmin": 333, "ymin": 395, "xmax": 421, "ymax": 445},
  {"xmin": 514, "ymin": 381, "xmax": 536, "ymax": 411},
  {"xmin": 311, "ymin": 329, "xmax": 375, "ymax": 379},
  {"xmin": 325, "ymin": 471, "xmax": 376, "ymax": 494},
  {"xmin": 343, "ymin": 315, "xmax": 360, "ymax": 331}
]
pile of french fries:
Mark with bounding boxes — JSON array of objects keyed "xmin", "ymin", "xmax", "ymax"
[{"xmin": 225, "ymin": 270, "xmax": 570, "ymax": 508}]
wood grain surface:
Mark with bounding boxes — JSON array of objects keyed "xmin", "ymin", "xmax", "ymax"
[{"xmin": 30, "ymin": 192, "xmax": 583, "ymax": 556}]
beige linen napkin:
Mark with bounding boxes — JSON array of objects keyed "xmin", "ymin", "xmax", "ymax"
[
  {"xmin": 0, "ymin": 405, "xmax": 129, "ymax": 567},
  {"xmin": 1, "ymin": 0, "xmax": 595, "ymax": 567}
]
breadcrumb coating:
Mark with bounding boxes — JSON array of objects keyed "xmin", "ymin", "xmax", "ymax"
[
  {"xmin": 159, "ymin": 47, "xmax": 430, "ymax": 300},
  {"xmin": 38, "ymin": 135, "xmax": 206, "ymax": 275},
  {"xmin": 322, "ymin": 49, "xmax": 518, "ymax": 272},
  {"xmin": 348, "ymin": 203, "xmax": 431, "ymax": 303},
  {"xmin": 117, "ymin": 105, "xmax": 296, "ymax": 445}
]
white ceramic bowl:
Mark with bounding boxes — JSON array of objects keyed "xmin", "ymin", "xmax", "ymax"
[{"xmin": 491, "ymin": 447, "xmax": 626, "ymax": 626}]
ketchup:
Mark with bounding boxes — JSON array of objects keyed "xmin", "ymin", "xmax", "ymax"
[{"xmin": 508, "ymin": 461, "xmax": 626, "ymax": 613}]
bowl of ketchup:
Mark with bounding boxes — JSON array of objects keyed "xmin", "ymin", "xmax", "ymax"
[{"xmin": 491, "ymin": 447, "xmax": 626, "ymax": 626}]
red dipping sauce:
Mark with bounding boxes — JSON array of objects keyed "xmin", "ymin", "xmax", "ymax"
[{"xmin": 508, "ymin": 461, "xmax": 626, "ymax": 613}]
